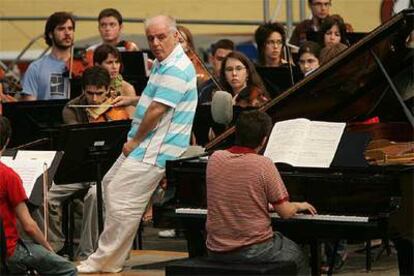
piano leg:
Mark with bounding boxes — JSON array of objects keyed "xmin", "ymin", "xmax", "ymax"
[
  {"xmin": 182, "ymin": 219, "xmax": 206, "ymax": 257},
  {"xmin": 310, "ymin": 240, "xmax": 321, "ymax": 276}
]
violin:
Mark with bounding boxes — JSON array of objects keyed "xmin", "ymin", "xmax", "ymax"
[
  {"xmin": 66, "ymin": 47, "xmax": 90, "ymax": 79},
  {"xmin": 86, "ymin": 98, "xmax": 130, "ymax": 123}
]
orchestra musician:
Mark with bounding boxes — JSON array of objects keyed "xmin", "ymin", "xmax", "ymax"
[
  {"xmin": 20, "ymin": 12, "xmax": 75, "ymax": 101},
  {"xmin": 205, "ymin": 110, "xmax": 316, "ymax": 275},
  {"xmin": 255, "ymin": 22, "xmax": 289, "ymax": 68},
  {"xmin": 77, "ymin": 14, "xmax": 198, "ymax": 273},
  {"xmin": 219, "ymin": 51, "xmax": 269, "ymax": 108},
  {"xmin": 319, "ymin": 15, "xmax": 349, "ymax": 47},
  {"xmin": 297, "ymin": 41, "xmax": 321, "ymax": 76},
  {"xmin": 0, "ymin": 115, "xmax": 76, "ymax": 275},
  {"xmin": 177, "ymin": 25, "xmax": 210, "ymax": 85},
  {"xmin": 85, "ymin": 8, "xmax": 139, "ymax": 66},
  {"xmin": 198, "ymin": 39, "xmax": 234, "ymax": 105},
  {"xmin": 289, "ymin": 0, "xmax": 353, "ymax": 47},
  {"xmin": 93, "ymin": 44, "xmax": 137, "ymax": 118}
]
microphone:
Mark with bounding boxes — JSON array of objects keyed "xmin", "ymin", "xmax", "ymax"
[{"xmin": 211, "ymin": 90, "xmax": 233, "ymax": 125}]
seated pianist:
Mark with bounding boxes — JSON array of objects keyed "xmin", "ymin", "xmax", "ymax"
[{"xmin": 205, "ymin": 110, "xmax": 316, "ymax": 274}]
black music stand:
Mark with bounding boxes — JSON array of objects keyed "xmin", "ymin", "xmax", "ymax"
[
  {"xmin": 2, "ymin": 100, "xmax": 68, "ymax": 148},
  {"xmin": 120, "ymin": 51, "xmax": 149, "ymax": 95},
  {"xmin": 53, "ymin": 120, "xmax": 131, "ymax": 233},
  {"xmin": 256, "ymin": 66, "xmax": 303, "ymax": 98}
]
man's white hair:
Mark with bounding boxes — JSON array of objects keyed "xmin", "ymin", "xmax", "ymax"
[{"xmin": 144, "ymin": 15, "xmax": 177, "ymax": 32}]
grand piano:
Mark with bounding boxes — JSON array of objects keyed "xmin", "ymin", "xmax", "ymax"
[{"xmin": 153, "ymin": 9, "xmax": 414, "ymax": 275}]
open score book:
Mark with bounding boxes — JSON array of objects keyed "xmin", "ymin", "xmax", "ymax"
[{"xmin": 263, "ymin": 118, "xmax": 346, "ymax": 168}]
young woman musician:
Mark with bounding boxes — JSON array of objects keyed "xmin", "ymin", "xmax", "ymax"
[
  {"xmin": 219, "ymin": 51, "xmax": 269, "ymax": 108},
  {"xmin": 93, "ymin": 44, "xmax": 136, "ymax": 118}
]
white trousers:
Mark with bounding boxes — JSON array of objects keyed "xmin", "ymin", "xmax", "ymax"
[{"xmin": 81, "ymin": 154, "xmax": 165, "ymax": 272}]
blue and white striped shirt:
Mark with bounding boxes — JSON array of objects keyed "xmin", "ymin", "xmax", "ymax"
[{"xmin": 128, "ymin": 44, "xmax": 197, "ymax": 168}]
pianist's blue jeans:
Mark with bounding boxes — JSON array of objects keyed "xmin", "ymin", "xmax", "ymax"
[
  {"xmin": 7, "ymin": 240, "xmax": 77, "ymax": 276},
  {"xmin": 208, "ymin": 231, "xmax": 309, "ymax": 275}
]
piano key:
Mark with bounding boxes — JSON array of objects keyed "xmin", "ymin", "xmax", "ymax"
[{"xmin": 175, "ymin": 208, "xmax": 369, "ymax": 223}]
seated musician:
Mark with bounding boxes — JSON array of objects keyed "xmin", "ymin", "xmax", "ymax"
[
  {"xmin": 93, "ymin": 44, "xmax": 137, "ymax": 118},
  {"xmin": 254, "ymin": 22, "xmax": 290, "ymax": 68},
  {"xmin": 318, "ymin": 15, "xmax": 349, "ymax": 48},
  {"xmin": 206, "ymin": 110, "xmax": 316, "ymax": 274},
  {"xmin": 63, "ymin": 65, "xmax": 129, "ymax": 123},
  {"xmin": 0, "ymin": 115, "xmax": 76, "ymax": 275},
  {"xmin": 297, "ymin": 41, "xmax": 321, "ymax": 76},
  {"xmin": 219, "ymin": 51, "xmax": 269, "ymax": 108}
]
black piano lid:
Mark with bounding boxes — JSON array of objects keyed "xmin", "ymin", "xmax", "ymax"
[{"xmin": 206, "ymin": 9, "xmax": 414, "ymax": 151}]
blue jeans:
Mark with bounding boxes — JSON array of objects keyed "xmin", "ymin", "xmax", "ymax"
[
  {"xmin": 208, "ymin": 232, "xmax": 309, "ymax": 275},
  {"xmin": 7, "ymin": 240, "xmax": 77, "ymax": 275}
]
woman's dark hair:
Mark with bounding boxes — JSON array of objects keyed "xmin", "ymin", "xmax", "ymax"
[
  {"xmin": 0, "ymin": 116, "xmax": 11, "ymax": 150},
  {"xmin": 44, "ymin": 12, "xmax": 75, "ymax": 46},
  {"xmin": 93, "ymin": 44, "xmax": 121, "ymax": 65},
  {"xmin": 235, "ymin": 110, "xmax": 272, "ymax": 148},
  {"xmin": 298, "ymin": 41, "xmax": 321, "ymax": 60},
  {"xmin": 177, "ymin": 25, "xmax": 195, "ymax": 52},
  {"xmin": 319, "ymin": 14, "xmax": 348, "ymax": 46},
  {"xmin": 254, "ymin": 22, "xmax": 286, "ymax": 66},
  {"xmin": 219, "ymin": 51, "xmax": 268, "ymax": 99}
]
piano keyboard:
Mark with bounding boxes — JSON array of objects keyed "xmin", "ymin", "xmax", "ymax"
[{"xmin": 175, "ymin": 208, "xmax": 369, "ymax": 223}]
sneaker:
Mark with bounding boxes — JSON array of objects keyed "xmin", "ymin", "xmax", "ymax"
[
  {"xmin": 77, "ymin": 263, "xmax": 99, "ymax": 274},
  {"xmin": 158, "ymin": 229, "xmax": 176, "ymax": 238}
]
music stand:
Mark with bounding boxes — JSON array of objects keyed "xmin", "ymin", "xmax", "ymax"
[
  {"xmin": 120, "ymin": 51, "xmax": 149, "ymax": 95},
  {"xmin": 256, "ymin": 66, "xmax": 303, "ymax": 99},
  {"xmin": 3, "ymin": 100, "xmax": 68, "ymax": 148},
  {"xmin": 53, "ymin": 120, "xmax": 131, "ymax": 233}
]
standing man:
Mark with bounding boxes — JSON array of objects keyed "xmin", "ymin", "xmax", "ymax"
[
  {"xmin": 0, "ymin": 116, "xmax": 76, "ymax": 275},
  {"xmin": 290, "ymin": 0, "xmax": 353, "ymax": 47},
  {"xmin": 206, "ymin": 110, "xmax": 316, "ymax": 275},
  {"xmin": 21, "ymin": 12, "xmax": 75, "ymax": 100},
  {"xmin": 77, "ymin": 15, "xmax": 197, "ymax": 273},
  {"xmin": 87, "ymin": 8, "xmax": 139, "ymax": 52}
]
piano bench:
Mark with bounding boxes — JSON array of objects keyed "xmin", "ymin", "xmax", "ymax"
[{"xmin": 165, "ymin": 257, "xmax": 297, "ymax": 275}]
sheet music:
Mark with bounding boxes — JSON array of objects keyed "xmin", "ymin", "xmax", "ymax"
[
  {"xmin": 1, "ymin": 158, "xmax": 44, "ymax": 196},
  {"xmin": 264, "ymin": 119, "xmax": 345, "ymax": 168},
  {"xmin": 0, "ymin": 156, "xmax": 14, "ymax": 163},
  {"xmin": 15, "ymin": 150, "xmax": 56, "ymax": 170}
]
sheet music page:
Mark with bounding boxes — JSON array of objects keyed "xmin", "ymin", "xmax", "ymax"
[
  {"xmin": 0, "ymin": 156, "xmax": 14, "ymax": 163},
  {"xmin": 295, "ymin": 121, "xmax": 346, "ymax": 168},
  {"xmin": 264, "ymin": 119, "xmax": 345, "ymax": 168},
  {"xmin": 1, "ymin": 158, "xmax": 44, "ymax": 196},
  {"xmin": 264, "ymin": 118, "xmax": 310, "ymax": 165},
  {"xmin": 15, "ymin": 150, "xmax": 56, "ymax": 169}
]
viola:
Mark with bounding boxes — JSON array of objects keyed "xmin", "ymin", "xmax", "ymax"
[
  {"xmin": 66, "ymin": 47, "xmax": 90, "ymax": 79},
  {"xmin": 86, "ymin": 98, "xmax": 130, "ymax": 123}
]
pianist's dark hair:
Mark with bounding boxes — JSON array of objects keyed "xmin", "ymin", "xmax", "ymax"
[
  {"xmin": 98, "ymin": 8, "xmax": 123, "ymax": 25},
  {"xmin": 44, "ymin": 12, "xmax": 75, "ymax": 47},
  {"xmin": 254, "ymin": 22, "xmax": 286, "ymax": 66},
  {"xmin": 319, "ymin": 14, "xmax": 348, "ymax": 46},
  {"xmin": 81, "ymin": 66, "xmax": 111, "ymax": 91},
  {"xmin": 235, "ymin": 110, "xmax": 272, "ymax": 149},
  {"xmin": 0, "ymin": 116, "xmax": 11, "ymax": 150}
]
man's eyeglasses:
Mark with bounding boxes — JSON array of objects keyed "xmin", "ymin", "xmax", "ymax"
[
  {"xmin": 224, "ymin": 66, "xmax": 246, "ymax": 73},
  {"xmin": 312, "ymin": 1, "xmax": 332, "ymax": 8}
]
